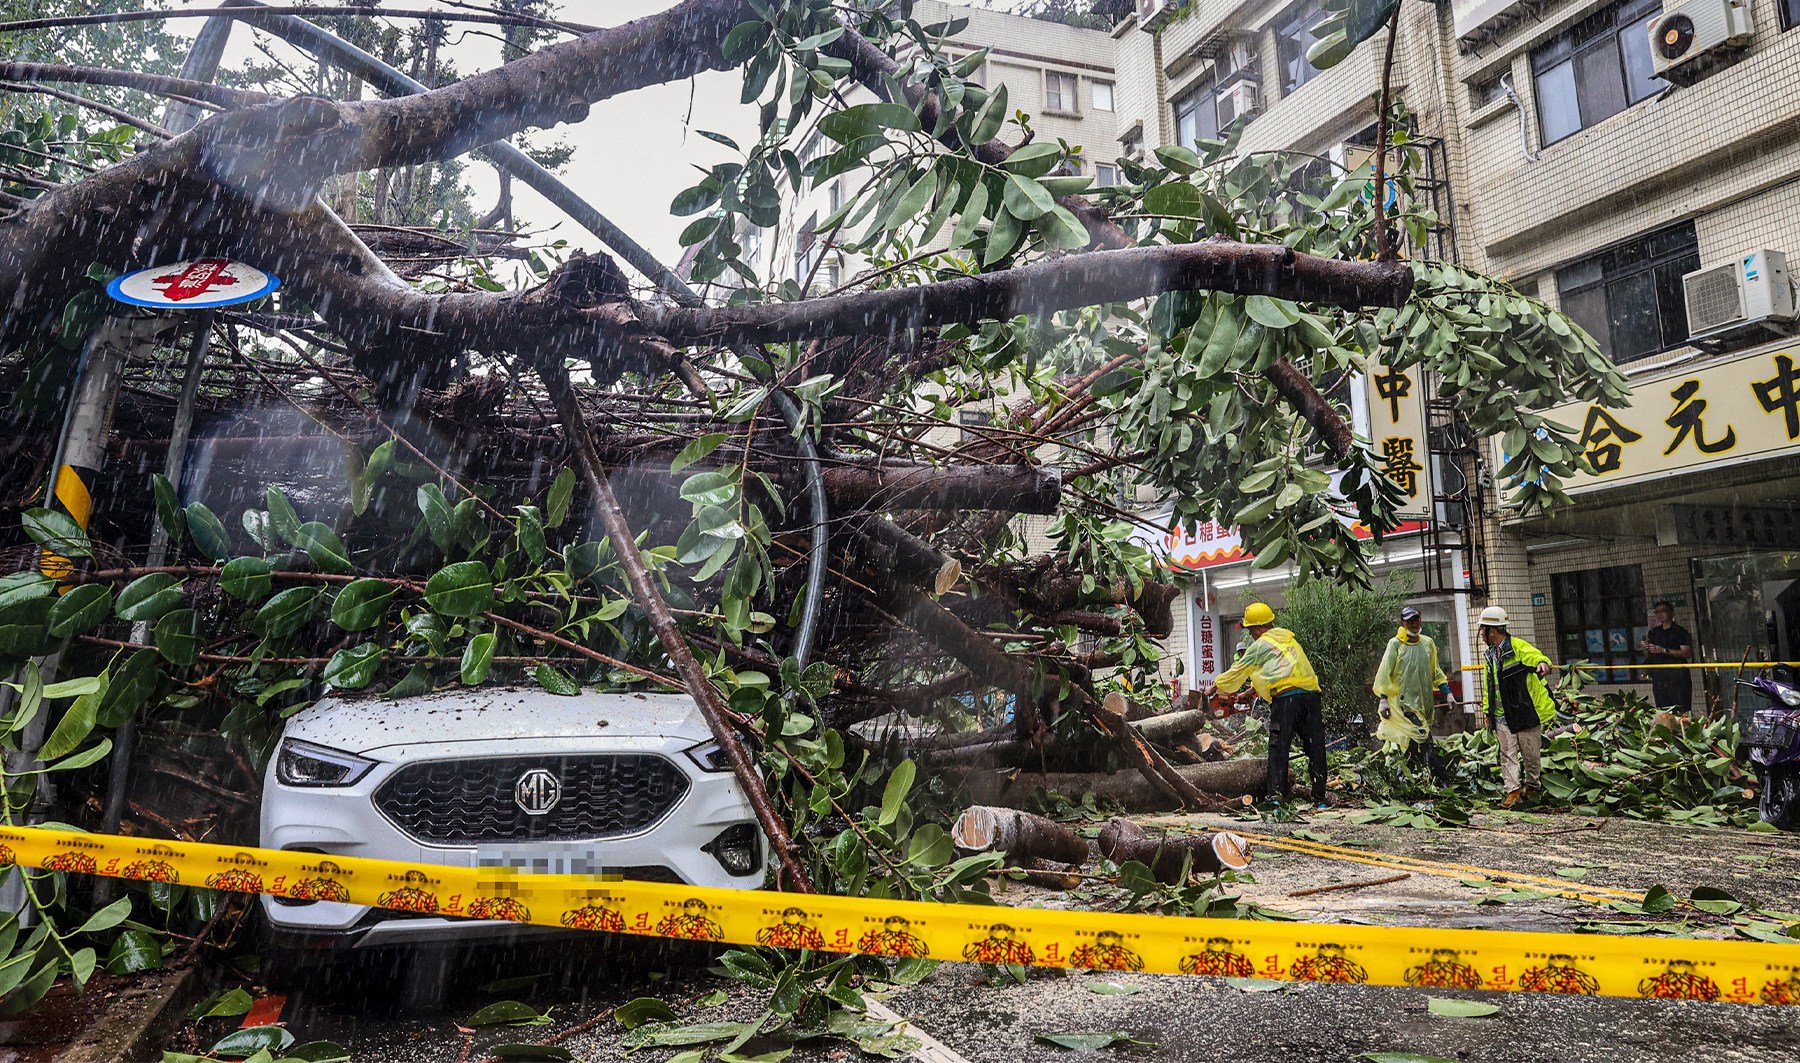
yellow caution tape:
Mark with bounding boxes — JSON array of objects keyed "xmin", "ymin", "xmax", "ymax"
[{"xmin": 2, "ymin": 826, "xmax": 1798, "ymax": 1005}]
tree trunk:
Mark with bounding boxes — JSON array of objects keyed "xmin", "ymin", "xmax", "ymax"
[
  {"xmin": 947, "ymin": 758, "xmax": 1267, "ymax": 811},
  {"xmin": 952, "ymin": 806, "xmax": 1090, "ymax": 866},
  {"xmin": 1097, "ymin": 818, "xmax": 1252, "ymax": 884},
  {"xmin": 822, "ymin": 459, "xmax": 1060, "ymax": 514},
  {"xmin": 853, "ymin": 518, "xmax": 962, "ymax": 595},
  {"xmin": 1129, "ymin": 707, "xmax": 1212, "ymax": 744}
]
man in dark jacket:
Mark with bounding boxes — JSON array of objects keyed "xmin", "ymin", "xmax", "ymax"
[{"xmin": 1476, "ymin": 606, "xmax": 1557, "ymax": 809}]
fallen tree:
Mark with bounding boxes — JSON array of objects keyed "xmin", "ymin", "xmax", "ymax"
[{"xmin": 1098, "ymin": 818, "xmax": 1252, "ymax": 884}]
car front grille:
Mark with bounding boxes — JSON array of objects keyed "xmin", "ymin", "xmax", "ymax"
[{"xmin": 373, "ymin": 755, "xmax": 690, "ymax": 844}]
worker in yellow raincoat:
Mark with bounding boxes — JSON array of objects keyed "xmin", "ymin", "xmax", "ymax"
[
  {"xmin": 1204, "ymin": 602, "xmax": 1327, "ymax": 808},
  {"xmin": 1371, "ymin": 606, "xmax": 1451, "ymax": 778}
]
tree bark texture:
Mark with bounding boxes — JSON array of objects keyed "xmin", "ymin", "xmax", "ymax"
[
  {"xmin": 951, "ymin": 805, "xmax": 1090, "ymax": 866},
  {"xmin": 1097, "ymin": 818, "xmax": 1252, "ymax": 884},
  {"xmin": 948, "ymin": 758, "xmax": 1268, "ymax": 811}
]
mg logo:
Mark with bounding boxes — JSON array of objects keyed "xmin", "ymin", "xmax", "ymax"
[{"xmin": 513, "ymin": 768, "xmax": 561, "ymax": 816}]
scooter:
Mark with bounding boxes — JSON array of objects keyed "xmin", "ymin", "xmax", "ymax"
[{"xmin": 1739, "ymin": 670, "xmax": 1800, "ymax": 831}]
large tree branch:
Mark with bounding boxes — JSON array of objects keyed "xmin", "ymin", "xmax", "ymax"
[{"xmin": 646, "ymin": 241, "xmax": 1411, "ymax": 345}]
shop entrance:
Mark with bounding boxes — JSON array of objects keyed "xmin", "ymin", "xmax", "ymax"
[{"xmin": 1692, "ymin": 551, "xmax": 1800, "ymax": 706}]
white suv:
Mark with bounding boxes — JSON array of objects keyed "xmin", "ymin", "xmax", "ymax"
[{"xmin": 259, "ymin": 686, "xmax": 767, "ymax": 949}]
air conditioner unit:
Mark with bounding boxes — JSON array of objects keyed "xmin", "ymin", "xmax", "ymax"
[
  {"xmin": 1136, "ymin": 0, "xmax": 1173, "ymax": 30},
  {"xmin": 1648, "ymin": 0, "xmax": 1753, "ymax": 84},
  {"xmin": 1217, "ymin": 81, "xmax": 1260, "ymax": 126},
  {"xmin": 1682, "ymin": 249, "xmax": 1797, "ymax": 344}
]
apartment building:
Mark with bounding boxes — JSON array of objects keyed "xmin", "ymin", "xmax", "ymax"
[
  {"xmin": 1445, "ymin": 0, "xmax": 1800, "ymax": 714},
  {"xmin": 1110, "ymin": 0, "xmax": 1800, "ymax": 717}
]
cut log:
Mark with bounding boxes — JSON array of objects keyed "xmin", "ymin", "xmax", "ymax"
[
  {"xmin": 1097, "ymin": 818, "xmax": 1252, "ymax": 885},
  {"xmin": 948, "ymin": 757, "xmax": 1268, "ymax": 811},
  {"xmin": 952, "ymin": 806, "xmax": 1090, "ymax": 866},
  {"xmin": 821, "ymin": 459, "xmax": 1061, "ymax": 514},
  {"xmin": 1129, "ymin": 708, "xmax": 1211, "ymax": 744}
]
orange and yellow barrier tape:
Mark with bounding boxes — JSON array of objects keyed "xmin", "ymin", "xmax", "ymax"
[{"xmin": 2, "ymin": 826, "xmax": 1798, "ymax": 1005}]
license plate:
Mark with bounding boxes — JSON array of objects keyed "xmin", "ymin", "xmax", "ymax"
[{"xmin": 478, "ymin": 850, "xmax": 603, "ymax": 876}]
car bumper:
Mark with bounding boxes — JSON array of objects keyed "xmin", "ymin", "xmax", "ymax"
[{"xmin": 259, "ymin": 738, "xmax": 767, "ymax": 947}]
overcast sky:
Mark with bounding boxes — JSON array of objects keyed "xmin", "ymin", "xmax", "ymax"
[{"xmin": 204, "ymin": 0, "xmax": 1003, "ymax": 275}]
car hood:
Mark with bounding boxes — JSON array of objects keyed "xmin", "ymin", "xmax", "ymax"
[{"xmin": 283, "ymin": 686, "xmax": 711, "ymax": 755}]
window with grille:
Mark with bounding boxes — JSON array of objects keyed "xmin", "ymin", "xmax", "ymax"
[
  {"xmin": 1173, "ymin": 79, "xmax": 1221, "ymax": 148},
  {"xmin": 1046, "ymin": 72, "xmax": 1079, "ymax": 113},
  {"xmin": 1556, "ymin": 222, "xmax": 1699, "ymax": 364},
  {"xmin": 1551, "ymin": 565, "xmax": 1646, "ymax": 683},
  {"xmin": 1275, "ymin": 0, "xmax": 1326, "ymax": 95}
]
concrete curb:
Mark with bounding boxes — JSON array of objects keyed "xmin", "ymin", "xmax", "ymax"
[{"xmin": 54, "ymin": 967, "xmax": 198, "ymax": 1063}]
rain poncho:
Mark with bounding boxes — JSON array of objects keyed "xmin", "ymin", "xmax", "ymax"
[
  {"xmin": 1214, "ymin": 628, "xmax": 1320, "ymax": 701},
  {"xmin": 1372, "ymin": 626, "xmax": 1448, "ymax": 751}
]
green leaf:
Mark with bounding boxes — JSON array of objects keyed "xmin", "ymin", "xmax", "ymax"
[
  {"xmin": 1142, "ymin": 181, "xmax": 1203, "ymax": 218},
  {"xmin": 1691, "ymin": 886, "xmax": 1742, "ymax": 915},
  {"xmin": 40, "ymin": 685, "xmax": 99, "ymax": 761},
  {"xmin": 45, "ymin": 739, "xmax": 112, "ymax": 773},
  {"xmin": 818, "ymin": 102, "xmax": 920, "ymax": 143},
  {"xmin": 1153, "ymin": 144, "xmax": 1202, "ymax": 173},
  {"xmin": 23, "ymin": 507, "xmax": 90, "ymax": 558},
  {"xmin": 461, "ymin": 632, "xmax": 496, "ymax": 685},
  {"xmin": 47, "ymin": 583, "xmax": 111, "ymax": 638},
  {"xmin": 77, "ymin": 896, "xmax": 133, "ymax": 935},
  {"xmin": 1553, "ymin": 866, "xmax": 1589, "ymax": 880},
  {"xmin": 971, "ymin": 83, "xmax": 1009, "ymax": 143},
  {"xmin": 153, "ymin": 608, "xmax": 200, "ymax": 666},
  {"xmin": 879, "ymin": 758, "xmax": 916, "ymax": 827},
  {"xmin": 1344, "ymin": 0, "xmax": 1403, "ymax": 51},
  {"xmin": 255, "ymin": 586, "xmax": 321, "ymax": 639},
  {"xmin": 516, "ymin": 506, "xmax": 547, "ymax": 566},
  {"xmin": 1244, "ymin": 295, "xmax": 1301, "ymax": 329},
  {"xmin": 293, "ymin": 522, "xmax": 352, "ymax": 574},
  {"xmin": 323, "ymin": 644, "xmax": 382, "ymax": 690},
  {"xmin": 0, "ymin": 572, "xmax": 53, "ymax": 613},
  {"xmin": 670, "ymin": 435, "xmax": 727, "ymax": 477},
  {"xmin": 424, "ymin": 561, "xmax": 493, "ymax": 618},
  {"xmin": 209, "ymin": 1026, "xmax": 295, "ymax": 1060},
  {"xmin": 949, "ymin": 181, "xmax": 990, "ymax": 248},
  {"xmin": 998, "ymin": 142, "xmax": 1061, "ymax": 178},
  {"xmin": 1188, "ymin": 305, "xmax": 1242, "ymax": 377},
  {"xmin": 152, "ymin": 475, "xmax": 184, "ymax": 542},
  {"xmin": 1002, "ymin": 173, "xmax": 1054, "ymax": 221},
  {"xmin": 615, "ymin": 997, "xmax": 680, "ymax": 1029},
  {"xmin": 886, "ymin": 168, "xmax": 939, "ymax": 229},
  {"xmin": 1033, "ymin": 1031, "xmax": 1141, "ymax": 1050},
  {"xmin": 1084, "ymin": 981, "xmax": 1141, "ymax": 996},
  {"xmin": 220, "ymin": 557, "xmax": 273, "ymax": 602},
  {"xmin": 265, "ymin": 487, "xmax": 302, "ymax": 545},
  {"xmin": 417, "ymin": 485, "xmax": 454, "ymax": 555},
  {"xmin": 184, "ymin": 503, "xmax": 232, "ymax": 560},
  {"xmin": 465, "ymin": 1001, "xmax": 553, "ymax": 1028},
  {"xmin": 190, "ymin": 987, "xmax": 254, "ymax": 1020},
  {"xmin": 104, "ymin": 929, "xmax": 164, "ymax": 975},
  {"xmin": 114, "ymin": 573, "xmax": 182, "ymax": 622},
  {"xmin": 534, "ymin": 663, "xmax": 580, "ymax": 697},
  {"xmin": 545, "ymin": 468, "xmax": 576, "ymax": 529},
  {"xmin": 1426, "ymin": 997, "xmax": 1500, "ymax": 1018},
  {"xmin": 95, "ymin": 649, "xmax": 158, "ymax": 727},
  {"xmin": 330, "ymin": 579, "xmax": 397, "ymax": 632},
  {"xmin": 1040, "ymin": 205, "xmax": 1090, "ymax": 250}
]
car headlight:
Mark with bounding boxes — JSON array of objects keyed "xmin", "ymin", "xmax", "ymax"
[
  {"xmin": 1780, "ymin": 687, "xmax": 1800, "ymax": 708},
  {"xmin": 683, "ymin": 739, "xmax": 732, "ymax": 773},
  {"xmin": 276, "ymin": 739, "xmax": 376, "ymax": 787}
]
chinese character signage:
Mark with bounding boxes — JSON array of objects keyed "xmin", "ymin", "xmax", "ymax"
[
  {"xmin": 1366, "ymin": 363, "xmax": 1434, "ymax": 518},
  {"xmin": 1510, "ymin": 347, "xmax": 1800, "ymax": 496}
]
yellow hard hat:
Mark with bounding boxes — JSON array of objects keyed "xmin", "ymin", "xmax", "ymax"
[{"xmin": 1242, "ymin": 602, "xmax": 1275, "ymax": 627}]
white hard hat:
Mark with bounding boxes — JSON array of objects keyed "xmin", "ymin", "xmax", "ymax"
[{"xmin": 1478, "ymin": 606, "xmax": 1509, "ymax": 627}]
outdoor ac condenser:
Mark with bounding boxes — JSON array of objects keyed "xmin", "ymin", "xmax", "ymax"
[
  {"xmin": 1648, "ymin": 0, "xmax": 1753, "ymax": 84},
  {"xmin": 1682, "ymin": 249, "xmax": 1797, "ymax": 344},
  {"xmin": 1217, "ymin": 82, "xmax": 1260, "ymax": 127}
]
